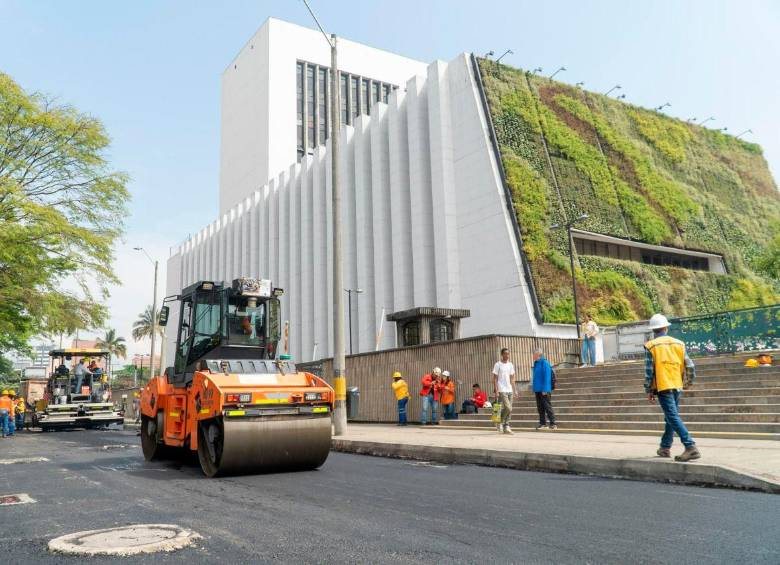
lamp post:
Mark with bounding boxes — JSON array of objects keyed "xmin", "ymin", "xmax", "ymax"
[
  {"xmin": 344, "ymin": 288, "xmax": 363, "ymax": 355},
  {"xmin": 656, "ymin": 102, "xmax": 671, "ymax": 112},
  {"xmin": 550, "ymin": 213, "xmax": 589, "ymax": 340},
  {"xmin": 617, "ymin": 93, "xmax": 626, "ymax": 100},
  {"xmin": 549, "ymin": 66, "xmax": 566, "ymax": 79},
  {"xmin": 301, "ymin": 0, "xmax": 347, "ymax": 436},
  {"xmin": 496, "ymin": 49, "xmax": 513, "ymax": 64},
  {"xmin": 735, "ymin": 129, "xmax": 752, "ymax": 139},
  {"xmin": 699, "ymin": 116, "xmax": 715, "ymax": 127},
  {"xmin": 604, "ymin": 84, "xmax": 621, "ymax": 96},
  {"xmin": 483, "ymin": 50, "xmax": 495, "ymax": 59},
  {"xmin": 575, "ymin": 81, "xmax": 585, "ymax": 88},
  {"xmin": 532, "ymin": 67, "xmax": 543, "ymax": 74},
  {"xmin": 133, "ymin": 247, "xmax": 158, "ymax": 382}
]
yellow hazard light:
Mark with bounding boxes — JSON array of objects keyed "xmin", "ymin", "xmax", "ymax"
[
  {"xmin": 313, "ymin": 407, "xmax": 329, "ymax": 413},
  {"xmin": 199, "ymin": 408, "xmax": 210, "ymax": 414},
  {"xmin": 226, "ymin": 410, "xmax": 246, "ymax": 417}
]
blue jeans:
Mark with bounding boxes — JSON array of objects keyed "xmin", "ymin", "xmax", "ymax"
[
  {"xmin": 443, "ymin": 403, "xmax": 457, "ymax": 420},
  {"xmin": 657, "ymin": 389, "xmax": 695, "ymax": 448},
  {"xmin": 15, "ymin": 412, "xmax": 24, "ymax": 431},
  {"xmin": 581, "ymin": 337, "xmax": 596, "ymax": 366},
  {"xmin": 421, "ymin": 395, "xmax": 438, "ymax": 424},
  {"xmin": 397, "ymin": 397, "xmax": 408, "ymax": 424},
  {"xmin": 7, "ymin": 413, "xmax": 15, "ymax": 435},
  {"xmin": 0, "ymin": 409, "xmax": 8, "ymax": 436}
]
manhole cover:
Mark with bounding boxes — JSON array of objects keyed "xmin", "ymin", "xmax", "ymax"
[
  {"xmin": 48, "ymin": 524, "xmax": 200, "ymax": 555},
  {"xmin": 0, "ymin": 493, "xmax": 36, "ymax": 506}
]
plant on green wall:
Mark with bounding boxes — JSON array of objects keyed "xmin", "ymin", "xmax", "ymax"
[{"xmin": 628, "ymin": 109, "xmax": 691, "ymax": 163}]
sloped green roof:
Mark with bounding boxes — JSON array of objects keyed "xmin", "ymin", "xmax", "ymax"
[{"xmin": 477, "ymin": 58, "xmax": 780, "ymax": 325}]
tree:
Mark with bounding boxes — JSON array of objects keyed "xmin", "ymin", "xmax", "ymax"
[
  {"xmin": 0, "ymin": 73, "xmax": 129, "ymax": 353},
  {"xmin": 132, "ymin": 305, "xmax": 163, "ymax": 342},
  {"xmin": 96, "ymin": 328, "xmax": 127, "ymax": 376}
]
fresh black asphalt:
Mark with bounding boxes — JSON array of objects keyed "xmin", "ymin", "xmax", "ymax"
[{"xmin": 0, "ymin": 428, "xmax": 778, "ymax": 564}]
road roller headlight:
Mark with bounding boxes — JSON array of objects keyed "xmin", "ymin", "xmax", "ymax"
[
  {"xmin": 225, "ymin": 393, "xmax": 252, "ymax": 403},
  {"xmin": 304, "ymin": 392, "xmax": 323, "ymax": 401}
]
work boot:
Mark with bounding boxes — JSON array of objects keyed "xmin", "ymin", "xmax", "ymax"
[
  {"xmin": 503, "ymin": 426, "xmax": 514, "ymax": 435},
  {"xmin": 675, "ymin": 446, "xmax": 701, "ymax": 462},
  {"xmin": 549, "ymin": 424, "xmax": 558, "ymax": 430},
  {"xmin": 656, "ymin": 447, "xmax": 671, "ymax": 458},
  {"xmin": 535, "ymin": 424, "xmax": 547, "ymax": 430}
]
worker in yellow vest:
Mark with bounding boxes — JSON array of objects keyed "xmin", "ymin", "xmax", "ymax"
[
  {"xmin": 644, "ymin": 314, "xmax": 700, "ymax": 462},
  {"xmin": 15, "ymin": 396, "xmax": 26, "ymax": 432},
  {"xmin": 391, "ymin": 372, "xmax": 410, "ymax": 426}
]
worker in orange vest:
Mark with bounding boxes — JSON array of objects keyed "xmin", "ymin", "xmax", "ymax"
[
  {"xmin": 644, "ymin": 314, "xmax": 699, "ymax": 462},
  {"xmin": 0, "ymin": 390, "xmax": 12, "ymax": 437}
]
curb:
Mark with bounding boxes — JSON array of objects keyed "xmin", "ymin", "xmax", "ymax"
[{"xmin": 331, "ymin": 439, "xmax": 780, "ymax": 495}]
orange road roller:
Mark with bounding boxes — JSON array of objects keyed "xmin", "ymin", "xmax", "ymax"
[{"xmin": 140, "ymin": 278, "xmax": 333, "ymax": 477}]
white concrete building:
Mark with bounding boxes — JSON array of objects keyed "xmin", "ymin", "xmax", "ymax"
[
  {"xmin": 219, "ymin": 18, "xmax": 428, "ymax": 214},
  {"xmin": 167, "ymin": 27, "xmax": 575, "ymax": 364}
]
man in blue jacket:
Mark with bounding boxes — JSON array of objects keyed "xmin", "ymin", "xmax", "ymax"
[{"xmin": 532, "ymin": 349, "xmax": 557, "ymax": 430}]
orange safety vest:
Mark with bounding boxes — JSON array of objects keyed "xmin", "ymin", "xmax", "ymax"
[{"xmin": 645, "ymin": 335, "xmax": 686, "ymax": 392}]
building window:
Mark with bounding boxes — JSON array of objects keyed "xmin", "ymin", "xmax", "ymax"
[
  {"xmin": 362, "ymin": 78, "xmax": 370, "ymax": 115},
  {"xmin": 306, "ymin": 65, "xmax": 315, "ymax": 150},
  {"xmin": 430, "ymin": 319, "xmax": 454, "ymax": 343},
  {"xmin": 350, "ymin": 76, "xmax": 359, "ymax": 122},
  {"xmin": 296, "ymin": 62, "xmax": 304, "ymax": 157},
  {"xmin": 318, "ymin": 68, "xmax": 328, "ymax": 143},
  {"xmin": 402, "ymin": 321, "xmax": 420, "ymax": 347},
  {"xmin": 340, "ymin": 72, "xmax": 348, "ymax": 125},
  {"xmin": 372, "ymin": 81, "xmax": 380, "ymax": 105},
  {"xmin": 383, "ymin": 84, "xmax": 391, "ymax": 103}
]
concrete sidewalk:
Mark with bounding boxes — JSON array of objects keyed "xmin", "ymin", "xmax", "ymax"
[{"xmin": 332, "ymin": 424, "xmax": 780, "ymax": 494}]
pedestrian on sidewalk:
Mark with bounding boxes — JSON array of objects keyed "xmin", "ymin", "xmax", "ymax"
[
  {"xmin": 532, "ymin": 349, "xmax": 557, "ymax": 430},
  {"xmin": 580, "ymin": 314, "xmax": 599, "ymax": 367},
  {"xmin": 644, "ymin": 313, "xmax": 700, "ymax": 462},
  {"xmin": 440, "ymin": 371, "xmax": 457, "ymax": 420},
  {"xmin": 492, "ymin": 348, "xmax": 517, "ymax": 434},
  {"xmin": 420, "ymin": 367, "xmax": 442, "ymax": 425},
  {"xmin": 461, "ymin": 384, "xmax": 487, "ymax": 414},
  {"xmin": 14, "ymin": 394, "xmax": 25, "ymax": 433},
  {"xmin": 391, "ymin": 372, "xmax": 410, "ymax": 426}
]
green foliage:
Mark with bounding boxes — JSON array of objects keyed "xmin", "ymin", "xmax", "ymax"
[
  {"xmin": 0, "ymin": 72, "xmax": 129, "ymax": 352},
  {"xmin": 477, "ymin": 59, "xmax": 780, "ymax": 325},
  {"xmin": 132, "ymin": 306, "xmax": 164, "ymax": 342},
  {"xmin": 0, "ymin": 355, "xmax": 15, "ymax": 378},
  {"xmin": 555, "ymin": 94, "xmax": 698, "ymax": 225},
  {"xmin": 629, "ymin": 109, "xmax": 691, "ymax": 163}
]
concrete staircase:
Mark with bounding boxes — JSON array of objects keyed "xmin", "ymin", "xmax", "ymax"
[{"xmin": 440, "ymin": 355, "xmax": 780, "ymax": 440}]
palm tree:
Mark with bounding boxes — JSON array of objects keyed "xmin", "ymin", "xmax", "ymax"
[
  {"xmin": 132, "ymin": 305, "xmax": 164, "ymax": 342},
  {"xmin": 97, "ymin": 328, "xmax": 127, "ymax": 377}
]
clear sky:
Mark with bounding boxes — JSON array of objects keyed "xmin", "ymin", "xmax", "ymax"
[{"xmin": 2, "ymin": 0, "xmax": 779, "ymax": 360}]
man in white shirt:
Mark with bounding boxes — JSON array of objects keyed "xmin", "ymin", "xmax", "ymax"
[
  {"xmin": 73, "ymin": 359, "xmax": 92, "ymax": 394},
  {"xmin": 492, "ymin": 348, "xmax": 517, "ymax": 434}
]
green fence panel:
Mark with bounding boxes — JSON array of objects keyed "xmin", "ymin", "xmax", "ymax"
[{"xmin": 668, "ymin": 304, "xmax": 780, "ymax": 357}]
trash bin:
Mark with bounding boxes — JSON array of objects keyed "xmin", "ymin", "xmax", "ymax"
[{"xmin": 346, "ymin": 387, "xmax": 360, "ymax": 421}]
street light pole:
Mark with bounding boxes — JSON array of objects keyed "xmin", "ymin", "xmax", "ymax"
[
  {"xmin": 345, "ymin": 288, "xmax": 363, "ymax": 355},
  {"xmin": 301, "ymin": 0, "xmax": 347, "ymax": 435},
  {"xmin": 551, "ymin": 213, "xmax": 589, "ymax": 342},
  {"xmin": 134, "ymin": 247, "xmax": 159, "ymax": 382}
]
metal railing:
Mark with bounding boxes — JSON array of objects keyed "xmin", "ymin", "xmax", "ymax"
[{"xmin": 668, "ymin": 304, "xmax": 780, "ymax": 357}]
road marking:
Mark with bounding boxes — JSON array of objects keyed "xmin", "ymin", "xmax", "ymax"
[
  {"xmin": 405, "ymin": 461, "xmax": 449, "ymax": 469},
  {"xmin": 48, "ymin": 524, "xmax": 201, "ymax": 555},
  {"xmin": 0, "ymin": 457, "xmax": 50, "ymax": 464},
  {"xmin": 0, "ymin": 493, "xmax": 36, "ymax": 506},
  {"xmin": 657, "ymin": 489, "xmax": 719, "ymax": 499}
]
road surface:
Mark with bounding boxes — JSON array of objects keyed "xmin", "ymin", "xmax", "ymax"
[{"xmin": 0, "ymin": 428, "xmax": 778, "ymax": 564}]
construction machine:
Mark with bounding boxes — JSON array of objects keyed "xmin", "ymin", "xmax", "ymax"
[
  {"xmin": 35, "ymin": 348, "xmax": 124, "ymax": 430},
  {"xmin": 140, "ymin": 277, "xmax": 333, "ymax": 477}
]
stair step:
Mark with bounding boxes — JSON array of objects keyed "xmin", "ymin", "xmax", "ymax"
[
  {"xmin": 507, "ymin": 404, "xmax": 780, "ymax": 415},
  {"xmin": 440, "ymin": 419, "xmax": 780, "ymax": 434},
  {"xmin": 455, "ymin": 412, "xmax": 780, "ymax": 423},
  {"xmin": 508, "ymin": 395, "xmax": 780, "ymax": 408},
  {"xmin": 549, "ymin": 379, "xmax": 780, "ymax": 395}
]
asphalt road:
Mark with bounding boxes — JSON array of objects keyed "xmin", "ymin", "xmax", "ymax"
[{"xmin": 0, "ymin": 428, "xmax": 778, "ymax": 565}]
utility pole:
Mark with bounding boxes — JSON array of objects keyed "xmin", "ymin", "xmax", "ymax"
[
  {"xmin": 302, "ymin": 0, "xmax": 347, "ymax": 435},
  {"xmin": 134, "ymin": 247, "xmax": 159, "ymax": 383}
]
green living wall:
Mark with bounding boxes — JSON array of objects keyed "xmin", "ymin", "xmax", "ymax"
[{"xmin": 478, "ymin": 58, "xmax": 780, "ymax": 325}]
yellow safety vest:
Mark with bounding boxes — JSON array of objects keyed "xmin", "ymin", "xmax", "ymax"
[
  {"xmin": 645, "ymin": 335, "xmax": 686, "ymax": 392},
  {"xmin": 392, "ymin": 379, "xmax": 410, "ymax": 400}
]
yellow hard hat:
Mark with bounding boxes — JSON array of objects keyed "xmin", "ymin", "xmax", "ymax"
[
  {"xmin": 8, "ymin": 389, "xmax": 15, "ymax": 396},
  {"xmin": 1, "ymin": 390, "xmax": 7, "ymax": 395},
  {"xmin": 744, "ymin": 359, "xmax": 759, "ymax": 368},
  {"xmin": 392, "ymin": 372, "xmax": 402, "ymax": 379}
]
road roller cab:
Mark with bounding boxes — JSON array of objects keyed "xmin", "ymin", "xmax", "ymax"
[{"xmin": 140, "ymin": 277, "xmax": 334, "ymax": 477}]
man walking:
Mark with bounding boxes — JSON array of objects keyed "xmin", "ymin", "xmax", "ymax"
[
  {"xmin": 580, "ymin": 314, "xmax": 599, "ymax": 367},
  {"xmin": 420, "ymin": 367, "xmax": 442, "ymax": 425},
  {"xmin": 532, "ymin": 349, "xmax": 556, "ymax": 430},
  {"xmin": 492, "ymin": 348, "xmax": 516, "ymax": 434},
  {"xmin": 391, "ymin": 372, "xmax": 410, "ymax": 426},
  {"xmin": 645, "ymin": 313, "xmax": 700, "ymax": 462},
  {"xmin": 0, "ymin": 390, "xmax": 12, "ymax": 438}
]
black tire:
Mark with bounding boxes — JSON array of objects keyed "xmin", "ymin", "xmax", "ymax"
[
  {"xmin": 197, "ymin": 418, "xmax": 224, "ymax": 478},
  {"xmin": 141, "ymin": 415, "xmax": 164, "ymax": 461}
]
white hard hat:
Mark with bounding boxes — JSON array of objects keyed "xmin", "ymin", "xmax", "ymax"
[
  {"xmin": 442, "ymin": 370, "xmax": 450, "ymax": 377},
  {"xmin": 648, "ymin": 313, "xmax": 671, "ymax": 330},
  {"xmin": 433, "ymin": 367, "xmax": 442, "ymax": 375}
]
